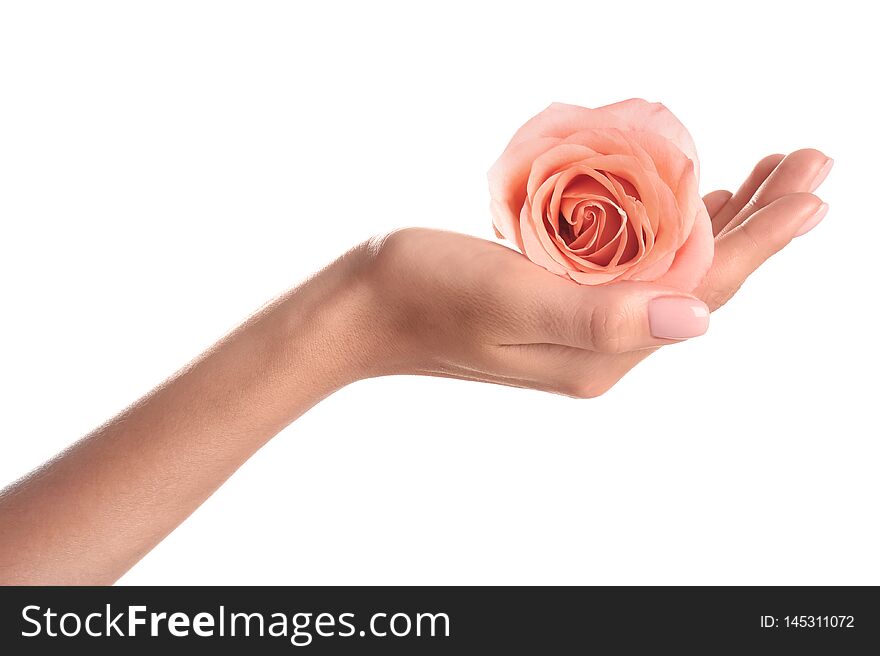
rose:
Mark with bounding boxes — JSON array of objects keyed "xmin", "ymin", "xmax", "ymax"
[{"xmin": 488, "ymin": 99, "xmax": 713, "ymax": 290}]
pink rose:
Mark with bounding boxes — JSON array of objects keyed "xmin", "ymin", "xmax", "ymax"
[{"xmin": 488, "ymin": 99, "xmax": 713, "ymax": 290}]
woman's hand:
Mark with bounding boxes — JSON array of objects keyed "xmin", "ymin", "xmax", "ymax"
[
  {"xmin": 0, "ymin": 148, "xmax": 830, "ymax": 584},
  {"xmin": 353, "ymin": 148, "xmax": 830, "ymax": 397},
  {"xmin": 355, "ymin": 228, "xmax": 711, "ymax": 397}
]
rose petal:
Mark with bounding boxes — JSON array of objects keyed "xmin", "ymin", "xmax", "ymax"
[
  {"xmin": 518, "ymin": 200, "xmax": 568, "ymax": 276},
  {"xmin": 599, "ymin": 98, "xmax": 699, "ymax": 176},
  {"xmin": 488, "ymin": 99, "xmax": 709, "ymax": 289},
  {"xmin": 488, "ymin": 136, "xmax": 563, "ymax": 245},
  {"xmin": 504, "ymin": 100, "xmax": 698, "ymax": 175},
  {"xmin": 653, "ymin": 204, "xmax": 714, "ymax": 291}
]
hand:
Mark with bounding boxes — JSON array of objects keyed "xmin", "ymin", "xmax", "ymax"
[
  {"xmin": 353, "ymin": 149, "xmax": 831, "ymax": 397},
  {"xmin": 0, "ymin": 149, "xmax": 831, "ymax": 584},
  {"xmin": 598, "ymin": 148, "xmax": 831, "ymax": 387}
]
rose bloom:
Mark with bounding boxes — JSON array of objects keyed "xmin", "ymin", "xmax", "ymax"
[{"xmin": 488, "ymin": 99, "xmax": 713, "ymax": 290}]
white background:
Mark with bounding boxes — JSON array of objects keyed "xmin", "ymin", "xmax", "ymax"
[{"xmin": 1, "ymin": 1, "xmax": 877, "ymax": 585}]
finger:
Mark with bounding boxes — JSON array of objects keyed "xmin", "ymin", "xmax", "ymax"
[
  {"xmin": 703, "ymin": 190, "xmax": 732, "ymax": 219},
  {"xmin": 711, "ymin": 153, "xmax": 785, "ymax": 235},
  {"xmin": 698, "ymin": 193, "xmax": 826, "ymax": 311},
  {"xmin": 579, "ymin": 192, "xmax": 829, "ymax": 384},
  {"xmin": 512, "ymin": 281, "xmax": 710, "ymax": 354},
  {"xmin": 718, "ymin": 149, "xmax": 831, "ymax": 237}
]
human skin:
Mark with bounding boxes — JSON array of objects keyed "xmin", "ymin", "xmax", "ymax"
[{"xmin": 0, "ymin": 149, "xmax": 830, "ymax": 585}]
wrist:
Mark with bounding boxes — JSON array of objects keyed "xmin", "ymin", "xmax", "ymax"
[{"xmin": 273, "ymin": 244, "xmax": 389, "ymax": 397}]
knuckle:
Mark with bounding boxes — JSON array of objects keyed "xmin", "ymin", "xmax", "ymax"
[
  {"xmin": 588, "ymin": 303, "xmax": 631, "ymax": 353},
  {"xmin": 702, "ymin": 284, "xmax": 737, "ymax": 312},
  {"xmin": 738, "ymin": 222, "xmax": 764, "ymax": 253}
]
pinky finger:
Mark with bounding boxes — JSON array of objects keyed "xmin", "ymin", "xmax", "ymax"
[{"xmin": 703, "ymin": 190, "xmax": 733, "ymax": 219}]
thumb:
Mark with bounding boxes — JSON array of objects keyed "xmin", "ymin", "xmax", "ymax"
[{"xmin": 548, "ymin": 281, "xmax": 710, "ymax": 353}]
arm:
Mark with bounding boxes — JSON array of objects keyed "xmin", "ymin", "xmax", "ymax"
[
  {"xmin": 0, "ymin": 251, "xmax": 376, "ymax": 584},
  {"xmin": 0, "ymin": 149, "xmax": 830, "ymax": 584}
]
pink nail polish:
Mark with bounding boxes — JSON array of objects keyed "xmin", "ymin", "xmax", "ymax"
[
  {"xmin": 648, "ymin": 297, "xmax": 710, "ymax": 340},
  {"xmin": 794, "ymin": 202, "xmax": 829, "ymax": 237},
  {"xmin": 809, "ymin": 157, "xmax": 834, "ymax": 192}
]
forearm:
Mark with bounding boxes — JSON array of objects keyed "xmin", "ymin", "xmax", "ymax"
[{"xmin": 0, "ymin": 249, "xmax": 374, "ymax": 584}]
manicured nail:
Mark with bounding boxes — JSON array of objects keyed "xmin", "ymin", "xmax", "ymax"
[
  {"xmin": 648, "ymin": 297, "xmax": 710, "ymax": 340},
  {"xmin": 794, "ymin": 202, "xmax": 828, "ymax": 237},
  {"xmin": 809, "ymin": 157, "xmax": 834, "ymax": 192}
]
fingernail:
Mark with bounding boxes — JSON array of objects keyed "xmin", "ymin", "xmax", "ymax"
[
  {"xmin": 794, "ymin": 202, "xmax": 828, "ymax": 237},
  {"xmin": 809, "ymin": 157, "xmax": 834, "ymax": 192},
  {"xmin": 648, "ymin": 297, "xmax": 710, "ymax": 340}
]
